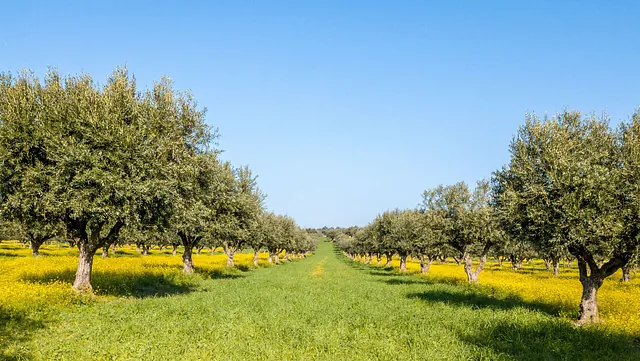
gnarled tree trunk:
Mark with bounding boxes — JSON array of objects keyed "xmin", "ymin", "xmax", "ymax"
[
  {"xmin": 253, "ymin": 249, "xmax": 260, "ymax": 266},
  {"xmin": 73, "ymin": 241, "xmax": 96, "ymax": 292},
  {"xmin": 621, "ymin": 264, "xmax": 631, "ymax": 282},
  {"xmin": 101, "ymin": 245, "xmax": 109, "ymax": 259},
  {"xmin": 182, "ymin": 246, "xmax": 194, "ymax": 274},
  {"xmin": 419, "ymin": 255, "xmax": 433, "ymax": 274},
  {"xmin": 29, "ymin": 239, "xmax": 45, "ymax": 257},
  {"xmin": 72, "ymin": 221, "xmax": 123, "ymax": 293},
  {"xmin": 224, "ymin": 243, "xmax": 235, "ymax": 267},
  {"xmin": 552, "ymin": 256, "xmax": 560, "ymax": 277},
  {"xmin": 385, "ymin": 253, "xmax": 392, "ymax": 267},
  {"xmin": 576, "ymin": 266, "xmax": 603, "ymax": 325},
  {"xmin": 463, "ymin": 250, "xmax": 488, "ymax": 284},
  {"xmin": 172, "ymin": 244, "xmax": 178, "ymax": 256},
  {"xmin": 399, "ymin": 254, "xmax": 407, "ymax": 272}
]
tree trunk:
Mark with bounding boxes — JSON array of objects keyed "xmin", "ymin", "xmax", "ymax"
[
  {"xmin": 275, "ymin": 253, "xmax": 280, "ymax": 263},
  {"xmin": 172, "ymin": 244, "xmax": 178, "ymax": 256},
  {"xmin": 419, "ymin": 255, "xmax": 432, "ymax": 274},
  {"xmin": 253, "ymin": 250, "xmax": 260, "ymax": 267},
  {"xmin": 73, "ymin": 241, "xmax": 95, "ymax": 292},
  {"xmin": 142, "ymin": 244, "xmax": 149, "ymax": 256},
  {"xmin": 399, "ymin": 254, "xmax": 407, "ymax": 272},
  {"xmin": 497, "ymin": 256, "xmax": 503, "ymax": 267},
  {"xmin": 30, "ymin": 239, "xmax": 44, "ymax": 257},
  {"xmin": 553, "ymin": 257, "xmax": 560, "ymax": 277},
  {"xmin": 463, "ymin": 251, "xmax": 488, "ymax": 284},
  {"xmin": 224, "ymin": 244, "xmax": 235, "ymax": 267},
  {"xmin": 577, "ymin": 274, "xmax": 603, "ymax": 325},
  {"xmin": 376, "ymin": 253, "xmax": 382, "ymax": 265},
  {"xmin": 101, "ymin": 245, "xmax": 109, "ymax": 259},
  {"xmin": 453, "ymin": 256, "xmax": 462, "ymax": 266},
  {"xmin": 268, "ymin": 253, "xmax": 273, "ymax": 263},
  {"xmin": 621, "ymin": 264, "xmax": 631, "ymax": 282},
  {"xmin": 136, "ymin": 244, "xmax": 141, "ymax": 253},
  {"xmin": 544, "ymin": 259, "xmax": 551, "ymax": 271},
  {"xmin": 385, "ymin": 253, "xmax": 392, "ymax": 267},
  {"xmin": 182, "ymin": 246, "xmax": 194, "ymax": 274}
]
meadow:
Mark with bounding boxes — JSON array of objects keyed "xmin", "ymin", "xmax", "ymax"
[
  {"xmin": 1, "ymin": 240, "xmax": 639, "ymax": 360},
  {"xmin": 359, "ymin": 255, "xmax": 640, "ymax": 337}
]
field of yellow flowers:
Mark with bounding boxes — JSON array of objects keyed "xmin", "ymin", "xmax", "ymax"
[
  {"xmin": 0, "ymin": 241, "xmax": 272, "ymax": 318},
  {"xmin": 360, "ymin": 255, "xmax": 640, "ymax": 336}
]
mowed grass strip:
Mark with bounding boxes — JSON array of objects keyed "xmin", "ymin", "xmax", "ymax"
[{"xmin": 6, "ymin": 241, "xmax": 640, "ymax": 360}]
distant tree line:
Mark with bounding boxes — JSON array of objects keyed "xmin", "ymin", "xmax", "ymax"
[
  {"xmin": 335, "ymin": 109, "xmax": 640, "ymax": 326},
  {"xmin": 0, "ymin": 68, "xmax": 316, "ymax": 293}
]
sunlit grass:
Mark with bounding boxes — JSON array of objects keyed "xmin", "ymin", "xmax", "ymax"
[
  {"xmin": 0, "ymin": 241, "xmax": 279, "ymax": 316},
  {"xmin": 357, "ymin": 254, "xmax": 640, "ymax": 336}
]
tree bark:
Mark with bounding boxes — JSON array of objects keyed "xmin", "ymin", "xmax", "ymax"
[
  {"xmin": 453, "ymin": 256, "xmax": 462, "ymax": 266},
  {"xmin": 577, "ymin": 271, "xmax": 602, "ymax": 325},
  {"xmin": 224, "ymin": 243, "xmax": 235, "ymax": 267},
  {"xmin": 419, "ymin": 255, "xmax": 432, "ymax": 274},
  {"xmin": 399, "ymin": 254, "xmax": 407, "ymax": 272},
  {"xmin": 142, "ymin": 244, "xmax": 149, "ymax": 256},
  {"xmin": 172, "ymin": 244, "xmax": 178, "ymax": 256},
  {"xmin": 275, "ymin": 253, "xmax": 280, "ymax": 263},
  {"xmin": 376, "ymin": 253, "xmax": 382, "ymax": 265},
  {"xmin": 463, "ymin": 250, "xmax": 488, "ymax": 284},
  {"xmin": 179, "ymin": 233, "xmax": 197, "ymax": 274},
  {"xmin": 544, "ymin": 259, "xmax": 551, "ymax": 270},
  {"xmin": 73, "ymin": 241, "xmax": 96, "ymax": 292},
  {"xmin": 385, "ymin": 253, "xmax": 392, "ymax": 267},
  {"xmin": 553, "ymin": 257, "xmax": 560, "ymax": 277},
  {"xmin": 101, "ymin": 245, "xmax": 109, "ymax": 259},
  {"xmin": 621, "ymin": 264, "xmax": 631, "ymax": 282},
  {"xmin": 253, "ymin": 250, "xmax": 260, "ymax": 266},
  {"xmin": 30, "ymin": 239, "xmax": 44, "ymax": 257},
  {"xmin": 182, "ymin": 245, "xmax": 194, "ymax": 274}
]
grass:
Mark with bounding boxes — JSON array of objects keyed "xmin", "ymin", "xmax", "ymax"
[
  {"xmin": 359, "ymin": 254, "xmax": 640, "ymax": 335},
  {"xmin": 1, "ymin": 240, "xmax": 639, "ymax": 360}
]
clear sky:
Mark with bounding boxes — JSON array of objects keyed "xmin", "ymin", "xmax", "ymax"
[{"xmin": 1, "ymin": 1, "xmax": 639, "ymax": 228}]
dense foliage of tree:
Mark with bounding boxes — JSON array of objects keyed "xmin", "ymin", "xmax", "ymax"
[
  {"xmin": 337, "ymin": 109, "xmax": 640, "ymax": 326},
  {"xmin": 494, "ymin": 110, "xmax": 640, "ymax": 324},
  {"xmin": 0, "ymin": 68, "xmax": 312, "ymax": 292}
]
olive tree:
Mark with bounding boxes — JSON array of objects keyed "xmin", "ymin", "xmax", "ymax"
[
  {"xmin": 422, "ymin": 180, "xmax": 500, "ymax": 283},
  {"xmin": 0, "ymin": 68, "xmax": 211, "ymax": 291},
  {"xmin": 217, "ymin": 165, "xmax": 264, "ymax": 267},
  {"xmin": 494, "ymin": 110, "xmax": 638, "ymax": 325}
]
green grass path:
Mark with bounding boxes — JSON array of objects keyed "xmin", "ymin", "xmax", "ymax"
[{"xmin": 16, "ymin": 241, "xmax": 640, "ymax": 360}]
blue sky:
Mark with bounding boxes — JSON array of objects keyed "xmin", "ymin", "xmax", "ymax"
[{"xmin": 1, "ymin": 1, "xmax": 639, "ymax": 228}]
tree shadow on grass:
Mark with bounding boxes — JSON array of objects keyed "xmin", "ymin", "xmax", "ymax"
[
  {"xmin": 459, "ymin": 318, "xmax": 640, "ymax": 361},
  {"xmin": 0, "ymin": 308, "xmax": 41, "ymax": 360},
  {"xmin": 406, "ymin": 288, "xmax": 563, "ymax": 316}
]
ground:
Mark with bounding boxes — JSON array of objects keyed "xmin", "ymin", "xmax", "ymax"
[{"xmin": 1, "ymin": 241, "xmax": 639, "ymax": 360}]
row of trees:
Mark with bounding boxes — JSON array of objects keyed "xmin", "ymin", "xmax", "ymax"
[
  {"xmin": 0, "ymin": 68, "xmax": 315, "ymax": 293},
  {"xmin": 337, "ymin": 109, "xmax": 640, "ymax": 326}
]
